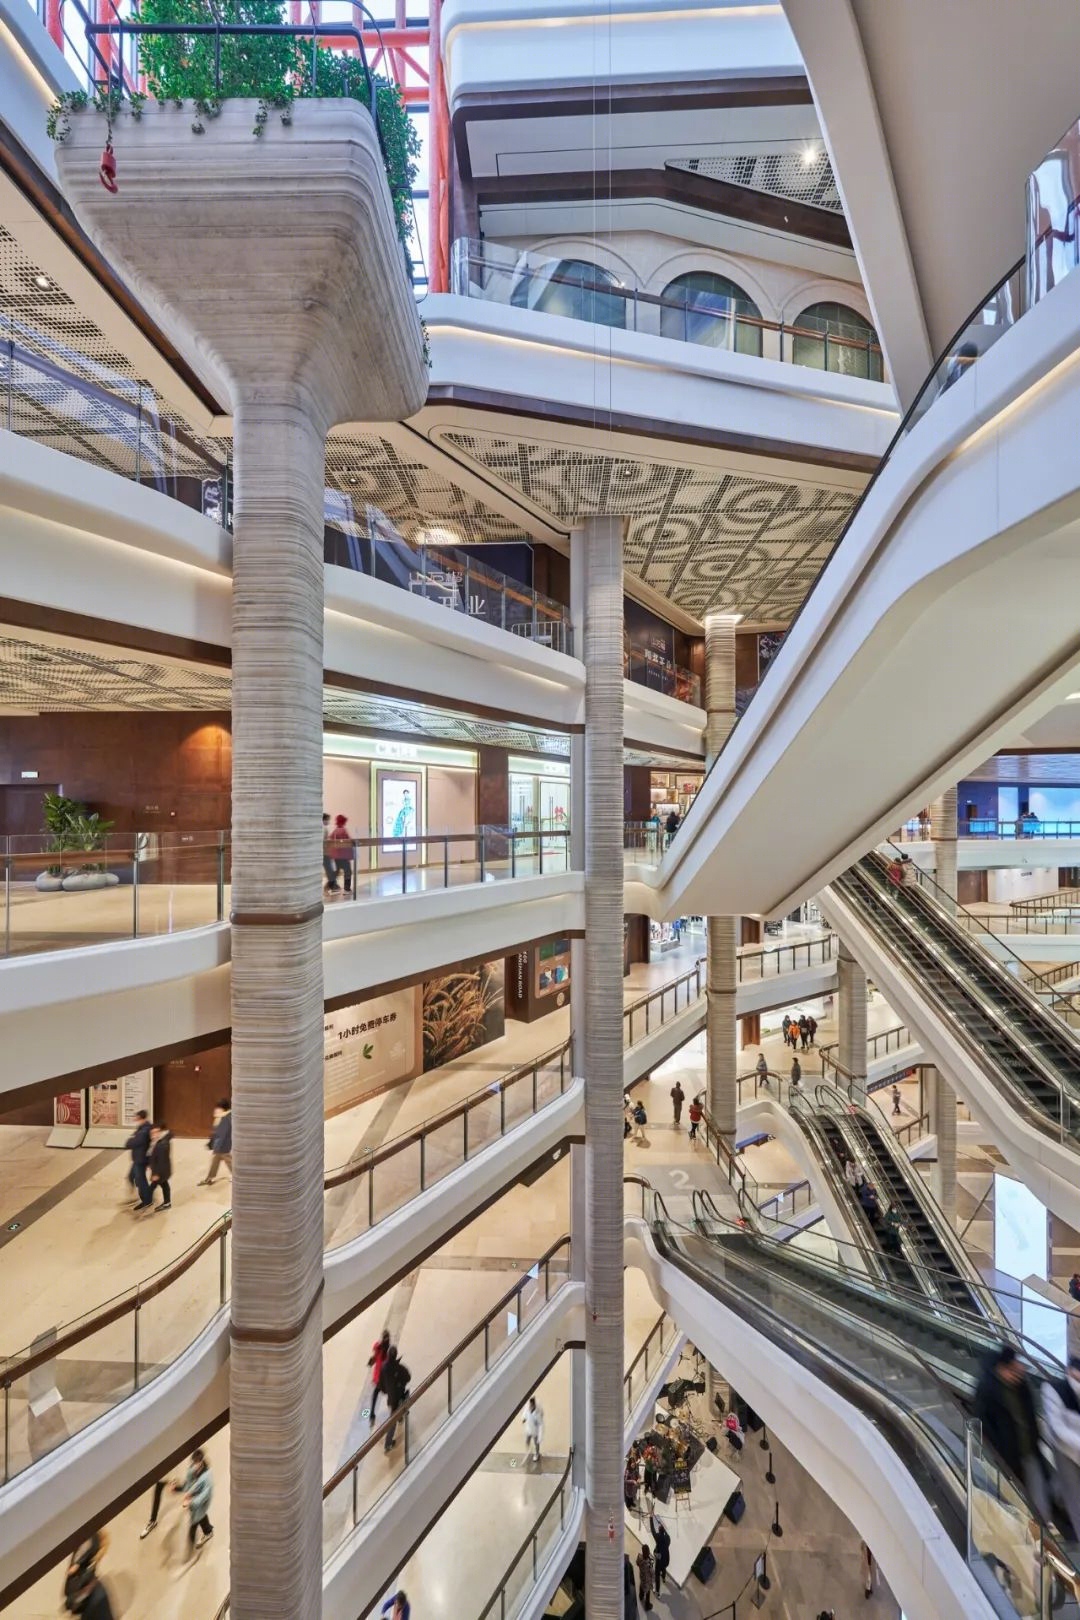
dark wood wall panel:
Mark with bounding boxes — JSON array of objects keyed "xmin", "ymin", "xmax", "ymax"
[
  {"xmin": 155, "ymin": 1044, "xmax": 231, "ymax": 1138},
  {"xmin": 476, "ymin": 744, "xmax": 510, "ymax": 827}
]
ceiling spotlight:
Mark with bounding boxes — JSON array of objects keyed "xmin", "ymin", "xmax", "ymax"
[
  {"xmin": 802, "ymin": 146, "xmax": 818, "ymax": 166},
  {"xmin": 33, "ymin": 272, "xmax": 51, "ymax": 290}
]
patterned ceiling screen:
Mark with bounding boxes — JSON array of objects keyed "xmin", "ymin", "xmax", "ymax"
[
  {"xmin": 440, "ymin": 429, "xmax": 856, "ymax": 623},
  {"xmin": 324, "ymin": 433, "xmax": 526, "ymax": 545},
  {"xmin": 0, "ymin": 636, "xmax": 232, "ymax": 711},
  {"xmin": 669, "ymin": 151, "xmax": 843, "ymax": 213}
]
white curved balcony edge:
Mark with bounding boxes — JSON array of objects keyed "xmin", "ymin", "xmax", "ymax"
[
  {"xmin": 823, "ymin": 883, "xmax": 1080, "ymax": 1230},
  {"xmin": 0, "ymin": 1080, "xmax": 584, "ymax": 1598},
  {"xmin": 626, "ymin": 1219, "xmax": 996, "ymax": 1620},
  {"xmin": 424, "ymin": 295, "xmax": 896, "ymax": 466},
  {"xmin": 897, "ymin": 838, "xmax": 1080, "ymax": 871},
  {"xmin": 649, "ymin": 265, "xmax": 1080, "ymax": 919}
]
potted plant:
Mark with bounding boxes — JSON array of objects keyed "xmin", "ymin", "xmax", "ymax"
[{"xmin": 36, "ymin": 792, "xmax": 118, "ymax": 892}]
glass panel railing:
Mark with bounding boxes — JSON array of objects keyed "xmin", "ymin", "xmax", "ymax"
[
  {"xmin": 623, "ymin": 648, "xmax": 701, "ymax": 706},
  {"xmin": 896, "ymin": 819, "xmax": 1080, "ymax": 841},
  {"xmin": 450, "ymin": 238, "xmax": 889, "ymax": 384},
  {"xmin": 1027, "ymin": 114, "xmax": 1080, "ymax": 308},
  {"xmin": 1, "ymin": 830, "xmax": 229, "ymax": 959}
]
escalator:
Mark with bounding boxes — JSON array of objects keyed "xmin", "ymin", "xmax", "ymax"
[
  {"xmin": 807, "ymin": 1086, "xmax": 992, "ymax": 1319},
  {"xmin": 829, "ymin": 854, "xmax": 1080, "ymax": 1141},
  {"xmin": 632, "ymin": 1181, "xmax": 1080, "ymax": 1620}
]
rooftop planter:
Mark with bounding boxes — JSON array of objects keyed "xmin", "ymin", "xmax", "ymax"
[{"xmin": 49, "ymin": 3, "xmax": 427, "ymax": 421}]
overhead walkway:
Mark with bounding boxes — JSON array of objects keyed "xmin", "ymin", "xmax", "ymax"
[
  {"xmin": 623, "ymin": 253, "xmax": 1080, "ymax": 921},
  {"xmin": 825, "ymin": 854, "xmax": 1080, "ymax": 1227},
  {"xmin": 627, "ymin": 1179, "xmax": 1080, "ymax": 1620}
]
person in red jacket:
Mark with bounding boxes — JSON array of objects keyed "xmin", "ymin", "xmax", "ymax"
[
  {"xmin": 368, "ymin": 1329, "xmax": 391, "ymax": 1427},
  {"xmin": 688, "ymin": 1097, "xmax": 703, "ymax": 1141}
]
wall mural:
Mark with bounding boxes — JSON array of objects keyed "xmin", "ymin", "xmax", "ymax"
[{"xmin": 422, "ymin": 961, "xmax": 506, "ymax": 1071}]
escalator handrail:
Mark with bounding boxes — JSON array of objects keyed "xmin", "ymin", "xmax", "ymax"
[
  {"xmin": 682, "ymin": 1170, "xmax": 1067, "ymax": 1384},
  {"xmin": 884, "ymin": 842, "xmax": 1080, "ymax": 1019},
  {"xmin": 810, "ymin": 1080, "xmax": 1010, "ymax": 1325},
  {"xmin": 837, "ymin": 862, "xmax": 1080, "ymax": 1135},
  {"xmin": 650, "ymin": 1210, "xmax": 1080, "ymax": 1591},
  {"xmin": 786, "ymin": 1090, "xmax": 892, "ymax": 1281}
]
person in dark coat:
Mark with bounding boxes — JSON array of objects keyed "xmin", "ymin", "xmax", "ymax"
[
  {"xmin": 649, "ymin": 1511, "xmax": 671, "ymax": 1590},
  {"xmin": 378, "ymin": 1346, "xmax": 411, "ymax": 1452},
  {"xmin": 198, "ymin": 1099, "xmax": 232, "ymax": 1185},
  {"xmin": 125, "ymin": 1110, "xmax": 151, "ymax": 1208},
  {"xmin": 144, "ymin": 1123, "xmax": 172, "ymax": 1212},
  {"xmin": 974, "ymin": 1345, "xmax": 1051, "ymax": 1520},
  {"xmin": 67, "ymin": 1574, "xmax": 114, "ymax": 1620}
]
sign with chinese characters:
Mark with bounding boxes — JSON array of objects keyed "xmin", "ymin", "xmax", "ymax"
[
  {"xmin": 53, "ymin": 1091, "xmax": 85, "ymax": 1128},
  {"xmin": 323, "ymin": 988, "xmax": 421, "ymax": 1112}
]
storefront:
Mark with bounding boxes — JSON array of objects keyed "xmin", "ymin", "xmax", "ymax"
[
  {"xmin": 650, "ymin": 769, "xmax": 704, "ymax": 824},
  {"xmin": 323, "ymin": 734, "xmax": 479, "ymax": 869},
  {"xmin": 508, "ymin": 754, "xmax": 571, "ymax": 851}
]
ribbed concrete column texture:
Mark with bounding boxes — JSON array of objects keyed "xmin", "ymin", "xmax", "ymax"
[
  {"xmin": 927, "ymin": 1064, "xmax": 958, "ymax": 1221},
  {"xmin": 582, "ymin": 517, "xmax": 626, "ymax": 1618},
  {"xmin": 931, "ymin": 787, "xmax": 959, "ymax": 913},
  {"xmin": 837, "ymin": 945, "xmax": 869, "ymax": 1104},
  {"xmin": 928, "ymin": 789, "xmax": 959, "ymax": 1223},
  {"xmin": 704, "ymin": 614, "xmax": 739, "ymax": 1138},
  {"xmin": 56, "ymin": 101, "xmax": 426, "ymax": 1618}
]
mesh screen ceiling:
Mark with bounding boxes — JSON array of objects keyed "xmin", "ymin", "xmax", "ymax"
[
  {"xmin": 324, "ymin": 433, "xmax": 524, "ymax": 544},
  {"xmin": 669, "ymin": 151, "xmax": 843, "ymax": 213},
  {"xmin": 0, "ymin": 635, "xmax": 232, "ymax": 712},
  {"xmin": 440, "ymin": 429, "xmax": 855, "ymax": 622}
]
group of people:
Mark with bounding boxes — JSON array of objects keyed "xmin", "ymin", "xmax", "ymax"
[
  {"xmin": 323, "ymin": 811, "xmax": 354, "ymax": 894},
  {"xmin": 368, "ymin": 1329, "xmax": 413, "ymax": 1452},
  {"xmin": 139, "ymin": 1449, "xmax": 214, "ymax": 1556},
  {"xmin": 781, "ymin": 1012, "xmax": 816, "ymax": 1051},
  {"xmin": 124, "ymin": 1099, "xmax": 233, "ymax": 1215},
  {"xmin": 633, "ymin": 1516, "xmax": 671, "ymax": 1613}
]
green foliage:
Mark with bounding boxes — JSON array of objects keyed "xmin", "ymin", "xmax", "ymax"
[
  {"xmin": 47, "ymin": 85, "xmax": 144, "ymax": 143},
  {"xmin": 41, "ymin": 792, "xmax": 115, "ymax": 871},
  {"xmin": 134, "ymin": 0, "xmax": 298, "ymax": 110}
]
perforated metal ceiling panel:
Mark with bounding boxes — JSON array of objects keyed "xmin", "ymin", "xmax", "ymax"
[
  {"xmin": 324, "ymin": 433, "xmax": 524, "ymax": 544},
  {"xmin": 0, "ymin": 635, "xmax": 232, "ymax": 712},
  {"xmin": 439, "ymin": 429, "xmax": 854, "ymax": 622},
  {"xmin": 669, "ymin": 151, "xmax": 843, "ymax": 213}
]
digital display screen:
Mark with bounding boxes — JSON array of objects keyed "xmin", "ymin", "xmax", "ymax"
[
  {"xmin": 994, "ymin": 1174, "xmax": 1048, "ymax": 1282},
  {"xmin": 1022, "ymin": 1283, "xmax": 1067, "ymax": 1363}
]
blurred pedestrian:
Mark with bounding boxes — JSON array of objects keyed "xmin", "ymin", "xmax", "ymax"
[
  {"xmin": 974, "ymin": 1346, "xmax": 1051, "ymax": 1521},
  {"xmin": 650, "ymin": 1512, "xmax": 671, "ymax": 1590},
  {"xmin": 177, "ymin": 1448, "xmax": 213, "ymax": 1556},
  {"xmin": 1042, "ymin": 1353, "xmax": 1080, "ymax": 1538},
  {"xmin": 688, "ymin": 1097, "xmax": 703, "ymax": 1141},
  {"xmin": 368, "ymin": 1329, "xmax": 391, "ymax": 1427},
  {"xmin": 670, "ymin": 1080, "xmax": 685, "ymax": 1125},
  {"xmin": 636, "ymin": 1544, "xmax": 655, "ymax": 1612},
  {"xmin": 198, "ymin": 1098, "xmax": 232, "ymax": 1185},
  {"xmin": 523, "ymin": 1395, "xmax": 544, "ymax": 1465},
  {"xmin": 124, "ymin": 1110, "xmax": 151, "ymax": 1208}
]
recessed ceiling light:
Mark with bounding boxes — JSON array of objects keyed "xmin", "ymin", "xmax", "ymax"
[
  {"xmin": 802, "ymin": 146, "xmax": 818, "ymax": 166},
  {"xmin": 1066, "ymin": 693, "xmax": 1080, "ymax": 701},
  {"xmin": 33, "ymin": 273, "xmax": 51, "ymax": 290}
]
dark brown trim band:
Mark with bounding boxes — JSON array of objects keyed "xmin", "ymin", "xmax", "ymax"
[
  {"xmin": 230, "ymin": 903, "xmax": 324, "ymax": 926},
  {"xmin": 231, "ymin": 1278, "xmax": 325, "ymax": 1344},
  {"xmin": 0, "ymin": 597, "xmax": 232, "ymax": 669}
]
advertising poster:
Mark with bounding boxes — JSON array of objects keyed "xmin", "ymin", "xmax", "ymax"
[
  {"xmin": 423, "ymin": 960, "xmax": 506, "ymax": 1071},
  {"xmin": 89, "ymin": 1080, "xmax": 121, "ymax": 1128},
  {"xmin": 375, "ymin": 768, "xmax": 423, "ymax": 866},
  {"xmin": 121, "ymin": 1070, "xmax": 154, "ymax": 1126},
  {"xmin": 47, "ymin": 1089, "xmax": 87, "ymax": 1148},
  {"xmin": 323, "ymin": 988, "xmax": 421, "ymax": 1113}
]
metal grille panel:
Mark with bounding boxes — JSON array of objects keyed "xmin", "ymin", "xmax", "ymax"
[{"xmin": 669, "ymin": 151, "xmax": 843, "ymax": 213}]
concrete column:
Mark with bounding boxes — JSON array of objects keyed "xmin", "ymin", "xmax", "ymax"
[
  {"xmin": 704, "ymin": 612, "xmax": 739, "ymax": 1139},
  {"xmin": 929, "ymin": 792, "xmax": 959, "ymax": 1215},
  {"xmin": 837, "ymin": 944, "xmax": 868, "ymax": 1104},
  {"xmin": 580, "ymin": 517, "xmax": 626, "ymax": 1616},
  {"xmin": 931, "ymin": 787, "xmax": 958, "ymax": 913},
  {"xmin": 230, "ymin": 395, "xmax": 327, "ymax": 1615},
  {"xmin": 927, "ymin": 1064, "xmax": 958, "ymax": 1223},
  {"xmin": 568, "ymin": 536, "xmax": 588, "ymax": 1495}
]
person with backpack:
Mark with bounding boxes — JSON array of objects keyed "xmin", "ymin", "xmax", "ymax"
[
  {"xmin": 198, "ymin": 1098, "xmax": 232, "ymax": 1185},
  {"xmin": 688, "ymin": 1096, "xmax": 703, "ymax": 1141},
  {"xmin": 368, "ymin": 1329, "xmax": 391, "ymax": 1426},
  {"xmin": 632, "ymin": 1098, "xmax": 648, "ymax": 1144},
  {"xmin": 178, "ymin": 1448, "xmax": 213, "ymax": 1555},
  {"xmin": 379, "ymin": 1346, "xmax": 411, "ymax": 1452}
]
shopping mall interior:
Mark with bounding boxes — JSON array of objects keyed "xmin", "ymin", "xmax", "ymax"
[{"xmin": 5, "ymin": 2, "xmax": 1080, "ymax": 1618}]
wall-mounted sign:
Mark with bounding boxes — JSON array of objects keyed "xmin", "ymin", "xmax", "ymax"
[
  {"xmin": 324, "ymin": 988, "xmax": 421, "ymax": 1113},
  {"xmin": 47, "ymin": 1089, "xmax": 87, "ymax": 1148},
  {"xmin": 83, "ymin": 1069, "xmax": 155, "ymax": 1148}
]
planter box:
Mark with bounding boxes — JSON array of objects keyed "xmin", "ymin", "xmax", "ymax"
[{"xmin": 54, "ymin": 98, "xmax": 427, "ymax": 424}]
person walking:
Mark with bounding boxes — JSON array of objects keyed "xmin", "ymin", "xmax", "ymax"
[
  {"xmin": 755, "ymin": 1051, "xmax": 769, "ymax": 1091},
  {"xmin": 64, "ymin": 1530, "xmax": 106, "ymax": 1612},
  {"xmin": 379, "ymin": 1346, "xmax": 411, "ymax": 1452},
  {"xmin": 198, "ymin": 1098, "xmax": 232, "ymax": 1185},
  {"xmin": 807, "ymin": 1014, "xmax": 818, "ymax": 1046},
  {"xmin": 975, "ymin": 1346, "xmax": 1051, "ymax": 1521},
  {"xmin": 1042, "ymin": 1353, "xmax": 1080, "ymax": 1539},
  {"xmin": 368, "ymin": 1329, "xmax": 391, "ymax": 1427},
  {"xmin": 523, "ymin": 1395, "xmax": 544, "ymax": 1465},
  {"xmin": 326, "ymin": 813, "xmax": 354, "ymax": 894},
  {"xmin": 322, "ymin": 811, "xmax": 336, "ymax": 891},
  {"xmin": 843, "ymin": 1154, "xmax": 860, "ymax": 1190},
  {"xmin": 124, "ymin": 1109, "xmax": 151, "ymax": 1208},
  {"xmin": 636, "ymin": 1543, "xmax": 655, "ymax": 1612},
  {"xmin": 178, "ymin": 1448, "xmax": 213, "ymax": 1556},
  {"xmin": 670, "ymin": 1080, "xmax": 685, "ymax": 1125},
  {"xmin": 632, "ymin": 1099, "xmax": 648, "ymax": 1145},
  {"xmin": 146, "ymin": 1122, "xmax": 172, "ymax": 1211},
  {"xmin": 140, "ymin": 1479, "xmax": 169, "ymax": 1539},
  {"xmin": 891, "ymin": 1084, "xmax": 902, "ymax": 1117},
  {"xmin": 649, "ymin": 1511, "xmax": 671, "ymax": 1591},
  {"xmin": 798, "ymin": 1015, "xmax": 810, "ymax": 1051},
  {"xmin": 781, "ymin": 1013, "xmax": 791, "ymax": 1047},
  {"xmin": 1070, "ymin": 1273, "xmax": 1080, "ymax": 1304},
  {"xmin": 66, "ymin": 1573, "xmax": 115, "ymax": 1620},
  {"xmin": 790, "ymin": 1056, "xmax": 802, "ymax": 1091},
  {"xmin": 688, "ymin": 1096, "xmax": 703, "ymax": 1141},
  {"xmin": 381, "ymin": 1594, "xmax": 410, "ymax": 1620}
]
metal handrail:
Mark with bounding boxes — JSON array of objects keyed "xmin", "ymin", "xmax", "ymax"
[
  {"xmin": 323, "ymin": 1235, "xmax": 571, "ymax": 1498},
  {"xmin": 476, "ymin": 1450, "xmax": 576, "ymax": 1620},
  {"xmin": 1010, "ymin": 885, "xmax": 1080, "ymax": 915}
]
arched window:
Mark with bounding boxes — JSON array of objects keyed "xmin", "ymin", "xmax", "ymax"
[
  {"xmin": 659, "ymin": 272, "xmax": 763, "ymax": 354},
  {"xmin": 791, "ymin": 300, "xmax": 883, "ymax": 380},
  {"xmin": 513, "ymin": 257, "xmax": 626, "ymax": 329}
]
